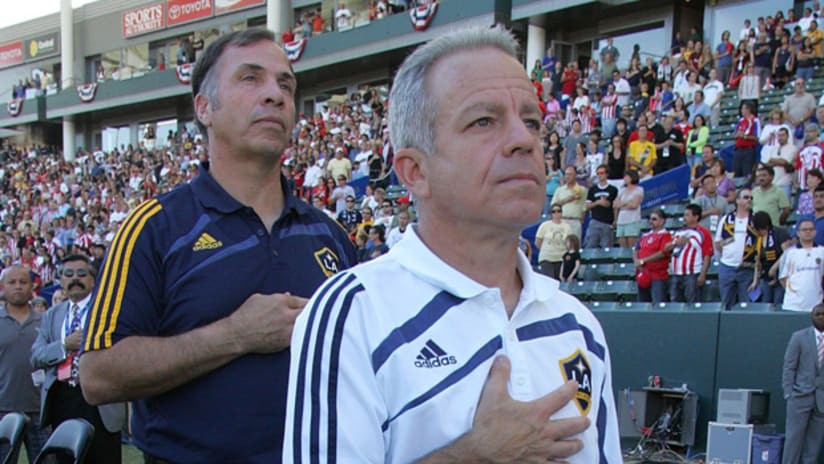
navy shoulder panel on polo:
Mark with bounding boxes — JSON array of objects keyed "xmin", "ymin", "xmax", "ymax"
[{"xmin": 85, "ymin": 168, "xmax": 356, "ymax": 463}]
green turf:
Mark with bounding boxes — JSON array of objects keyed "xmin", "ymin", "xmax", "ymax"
[{"xmin": 14, "ymin": 444, "xmax": 143, "ymax": 463}]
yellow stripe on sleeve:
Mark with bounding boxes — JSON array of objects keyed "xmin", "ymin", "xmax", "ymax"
[
  {"xmin": 103, "ymin": 202, "xmax": 162, "ymax": 347},
  {"xmin": 85, "ymin": 199, "xmax": 161, "ymax": 351}
]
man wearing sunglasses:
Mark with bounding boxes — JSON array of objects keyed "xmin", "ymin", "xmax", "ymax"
[
  {"xmin": 31, "ymin": 254, "xmax": 125, "ymax": 463},
  {"xmin": 715, "ymin": 188, "xmax": 760, "ymax": 309}
]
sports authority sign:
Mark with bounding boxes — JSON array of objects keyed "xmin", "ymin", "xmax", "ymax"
[
  {"xmin": 167, "ymin": 0, "xmax": 213, "ymax": 26},
  {"xmin": 0, "ymin": 41, "xmax": 24, "ymax": 69},
  {"xmin": 214, "ymin": 0, "xmax": 265, "ymax": 15},
  {"xmin": 122, "ymin": 3, "xmax": 165, "ymax": 38}
]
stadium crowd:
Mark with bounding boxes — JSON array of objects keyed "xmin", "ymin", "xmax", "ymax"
[{"xmin": 4, "ymin": 4, "xmax": 824, "ymax": 315}]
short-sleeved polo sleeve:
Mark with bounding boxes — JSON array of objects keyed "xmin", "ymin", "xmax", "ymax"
[{"xmin": 84, "ymin": 199, "xmax": 165, "ymax": 352}]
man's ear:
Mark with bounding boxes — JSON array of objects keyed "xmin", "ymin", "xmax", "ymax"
[
  {"xmin": 393, "ymin": 147, "xmax": 431, "ymax": 200},
  {"xmin": 194, "ymin": 94, "xmax": 211, "ymax": 130}
]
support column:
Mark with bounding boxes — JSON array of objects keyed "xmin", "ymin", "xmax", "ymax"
[
  {"xmin": 129, "ymin": 123, "xmax": 140, "ymax": 147},
  {"xmin": 267, "ymin": 0, "xmax": 291, "ymax": 42},
  {"xmin": 526, "ymin": 24, "xmax": 546, "ymax": 75},
  {"xmin": 61, "ymin": 0, "xmax": 75, "ymax": 161}
]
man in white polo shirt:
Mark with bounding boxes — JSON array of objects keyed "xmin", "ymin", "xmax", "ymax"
[
  {"xmin": 284, "ymin": 26, "xmax": 621, "ymax": 464},
  {"xmin": 780, "ymin": 218, "xmax": 824, "ymax": 311}
]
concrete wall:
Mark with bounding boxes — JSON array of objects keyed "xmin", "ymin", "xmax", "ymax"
[{"xmin": 595, "ymin": 308, "xmax": 811, "ymax": 452}]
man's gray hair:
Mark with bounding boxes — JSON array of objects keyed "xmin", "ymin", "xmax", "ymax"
[{"xmin": 388, "ymin": 25, "xmax": 520, "ymax": 156}]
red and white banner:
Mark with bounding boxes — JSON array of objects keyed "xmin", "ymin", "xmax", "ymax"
[
  {"xmin": 176, "ymin": 63, "xmax": 194, "ymax": 84},
  {"xmin": 284, "ymin": 39, "xmax": 307, "ymax": 63},
  {"xmin": 122, "ymin": 2, "xmax": 165, "ymax": 38},
  {"xmin": 214, "ymin": 0, "xmax": 264, "ymax": 15},
  {"xmin": 0, "ymin": 41, "xmax": 24, "ymax": 69},
  {"xmin": 77, "ymin": 83, "xmax": 98, "ymax": 103},
  {"xmin": 409, "ymin": 3, "xmax": 438, "ymax": 31},
  {"xmin": 7, "ymin": 99, "xmax": 23, "ymax": 117},
  {"xmin": 167, "ymin": 0, "xmax": 213, "ymax": 26}
]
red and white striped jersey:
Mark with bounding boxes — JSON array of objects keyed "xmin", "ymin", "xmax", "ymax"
[
  {"xmin": 669, "ymin": 225, "xmax": 714, "ymax": 275},
  {"xmin": 601, "ymin": 94, "xmax": 617, "ymax": 120},
  {"xmin": 75, "ymin": 233, "xmax": 94, "ymax": 250},
  {"xmin": 796, "ymin": 142, "xmax": 824, "ymax": 190},
  {"xmin": 37, "ymin": 262, "xmax": 56, "ymax": 285}
]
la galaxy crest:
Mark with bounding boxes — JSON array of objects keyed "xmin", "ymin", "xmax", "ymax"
[
  {"xmin": 558, "ymin": 349, "xmax": 592, "ymax": 415},
  {"xmin": 314, "ymin": 247, "xmax": 340, "ymax": 277}
]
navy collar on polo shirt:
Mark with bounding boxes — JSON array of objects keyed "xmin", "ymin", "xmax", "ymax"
[{"xmin": 190, "ymin": 166, "xmax": 312, "ymax": 218}]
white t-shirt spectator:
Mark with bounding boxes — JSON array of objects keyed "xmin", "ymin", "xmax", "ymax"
[{"xmin": 780, "ymin": 245, "xmax": 824, "ymax": 311}]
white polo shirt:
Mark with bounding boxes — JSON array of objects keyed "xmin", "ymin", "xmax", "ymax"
[
  {"xmin": 780, "ymin": 245, "xmax": 824, "ymax": 311},
  {"xmin": 284, "ymin": 228, "xmax": 621, "ymax": 463}
]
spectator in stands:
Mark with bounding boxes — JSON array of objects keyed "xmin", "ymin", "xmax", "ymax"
[
  {"xmin": 797, "ymin": 124, "xmax": 824, "ymax": 191},
  {"xmin": 761, "ymin": 127, "xmax": 798, "ymax": 200},
  {"xmin": 797, "ymin": 168, "xmax": 823, "ymax": 215},
  {"xmin": 614, "ymin": 169, "xmax": 643, "ymax": 248},
  {"xmin": 385, "ymin": 210, "xmax": 410, "ymax": 248},
  {"xmin": 667, "ymin": 204, "xmax": 713, "ymax": 303},
  {"xmin": 796, "ymin": 37, "xmax": 817, "ymax": 81},
  {"xmin": 687, "ymin": 90, "xmax": 711, "ymax": 125},
  {"xmin": 541, "ymin": 47, "xmax": 557, "ymax": 91},
  {"xmin": 694, "ymin": 172, "xmax": 731, "ymax": 234},
  {"xmin": 761, "ymin": 108, "xmax": 793, "ymax": 152},
  {"xmin": 784, "ymin": 78, "xmax": 817, "ymax": 134},
  {"xmin": 585, "ymin": 59, "xmax": 603, "ymax": 93},
  {"xmin": 753, "ymin": 34, "xmax": 773, "ymax": 89},
  {"xmin": 780, "ymin": 218, "xmax": 824, "ymax": 312},
  {"xmin": 366, "ymin": 224, "xmax": 388, "ymax": 260},
  {"xmin": 606, "ymin": 134, "xmax": 626, "ymax": 183},
  {"xmin": 612, "ymin": 69, "xmax": 631, "ymax": 111},
  {"xmin": 570, "ymin": 142, "xmax": 590, "ymax": 186},
  {"xmin": 562, "ymin": 119, "xmax": 588, "ymax": 169},
  {"xmin": 535, "ymin": 205, "xmax": 571, "ymax": 278},
  {"xmin": 751, "ymin": 211, "xmax": 791, "ymax": 305},
  {"xmin": 628, "ymin": 125, "xmax": 657, "ymax": 178},
  {"xmin": 600, "ymin": 37, "xmax": 620, "ymax": 63},
  {"xmin": 560, "ymin": 61, "xmax": 579, "ymax": 98},
  {"xmin": 600, "ymin": 83, "xmax": 618, "ymax": 138},
  {"xmin": 330, "ymin": 174, "xmax": 356, "ymax": 213},
  {"xmin": 807, "ymin": 20, "xmax": 824, "ymax": 59},
  {"xmin": 732, "ymin": 101, "xmax": 760, "ymax": 177},
  {"xmin": 335, "ymin": 3, "xmax": 353, "ymax": 30},
  {"xmin": 634, "ymin": 209, "xmax": 672, "ymax": 304},
  {"xmin": 752, "ymin": 164, "xmax": 791, "ymax": 226},
  {"xmin": 772, "ymin": 33, "xmax": 794, "ymax": 89},
  {"xmin": 739, "ymin": 63, "xmax": 761, "ymax": 114},
  {"xmin": 653, "ymin": 115, "xmax": 685, "ymax": 174},
  {"xmin": 715, "ymin": 188, "xmax": 758, "ymax": 310},
  {"xmin": 336, "ymin": 195, "xmax": 362, "ymax": 237},
  {"xmin": 715, "ymin": 30, "xmax": 734, "ymax": 84},
  {"xmin": 356, "ymin": 205, "xmax": 375, "ymax": 237},
  {"xmin": 312, "ymin": 196, "xmax": 335, "ymax": 220},
  {"xmin": 685, "ymin": 114, "xmax": 710, "ymax": 169},
  {"xmin": 327, "ymin": 146, "xmax": 352, "ymax": 180},
  {"xmin": 667, "ymin": 96, "xmax": 689, "ymax": 124},
  {"xmin": 730, "ymin": 40, "xmax": 752, "ymax": 88},
  {"xmin": 680, "ymin": 71, "xmax": 702, "ymax": 106},
  {"xmin": 558, "ymin": 234, "xmax": 581, "ymax": 282},
  {"xmin": 703, "ymin": 69, "xmax": 725, "ymax": 127},
  {"xmin": 552, "ymin": 166, "xmax": 586, "ymax": 240},
  {"xmin": 626, "ymin": 57, "xmax": 643, "ymax": 95},
  {"xmin": 583, "ymin": 165, "xmax": 618, "ymax": 248},
  {"xmin": 673, "ymin": 60, "xmax": 689, "ymax": 95},
  {"xmin": 690, "ymin": 144, "xmax": 717, "ymax": 192}
]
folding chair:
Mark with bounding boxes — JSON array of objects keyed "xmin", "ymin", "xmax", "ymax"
[
  {"xmin": 34, "ymin": 418, "xmax": 95, "ymax": 464},
  {"xmin": 0, "ymin": 413, "xmax": 28, "ymax": 464}
]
